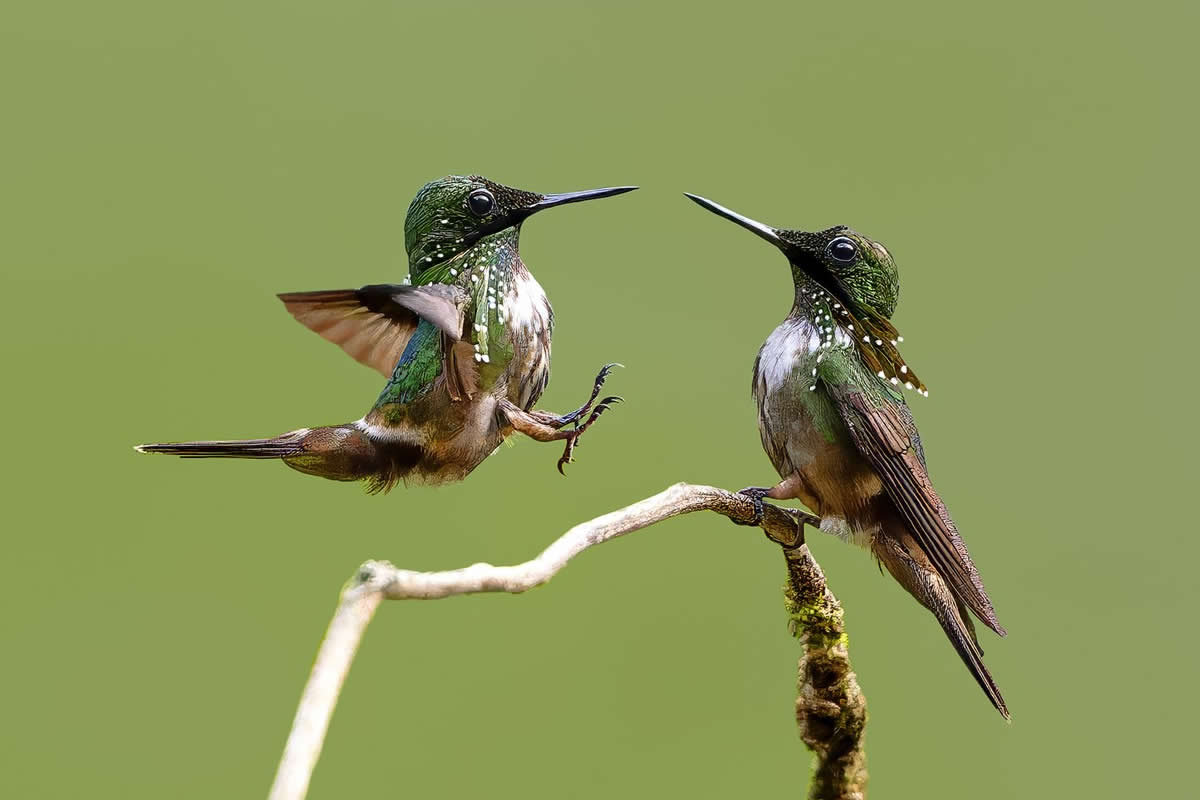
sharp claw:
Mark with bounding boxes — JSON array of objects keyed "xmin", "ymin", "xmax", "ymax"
[
  {"xmin": 593, "ymin": 364, "xmax": 621, "ymax": 388},
  {"xmin": 558, "ymin": 431, "xmax": 580, "ymax": 475},
  {"xmin": 553, "ymin": 376, "xmax": 624, "ymax": 472}
]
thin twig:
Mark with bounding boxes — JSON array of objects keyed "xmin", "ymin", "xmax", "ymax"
[{"xmin": 268, "ymin": 482, "xmax": 867, "ymax": 800}]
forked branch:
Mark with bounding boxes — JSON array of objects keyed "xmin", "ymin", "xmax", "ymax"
[{"xmin": 268, "ymin": 483, "xmax": 867, "ymax": 800}]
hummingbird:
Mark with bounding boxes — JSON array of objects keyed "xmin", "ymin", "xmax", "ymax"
[
  {"xmin": 137, "ymin": 176, "xmax": 636, "ymax": 490},
  {"xmin": 685, "ymin": 193, "xmax": 1009, "ymax": 719}
]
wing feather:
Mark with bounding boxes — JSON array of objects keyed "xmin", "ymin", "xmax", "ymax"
[
  {"xmin": 827, "ymin": 378, "xmax": 1005, "ymax": 636},
  {"xmin": 278, "ymin": 284, "xmax": 471, "ymax": 383}
]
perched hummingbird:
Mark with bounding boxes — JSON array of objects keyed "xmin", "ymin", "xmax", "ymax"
[
  {"xmin": 138, "ymin": 176, "xmax": 636, "ymax": 490},
  {"xmin": 686, "ymin": 193, "xmax": 1009, "ymax": 718}
]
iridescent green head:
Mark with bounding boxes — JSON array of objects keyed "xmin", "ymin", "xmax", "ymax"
[
  {"xmin": 403, "ymin": 175, "xmax": 637, "ymax": 277},
  {"xmin": 685, "ymin": 192, "xmax": 926, "ymax": 395}
]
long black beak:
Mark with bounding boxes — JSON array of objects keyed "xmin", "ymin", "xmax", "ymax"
[
  {"xmin": 532, "ymin": 186, "xmax": 639, "ymax": 213},
  {"xmin": 683, "ymin": 193, "xmax": 786, "ymax": 249}
]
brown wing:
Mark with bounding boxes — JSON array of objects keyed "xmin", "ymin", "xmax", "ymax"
[
  {"xmin": 278, "ymin": 284, "xmax": 468, "ymax": 378},
  {"xmin": 829, "ymin": 381, "xmax": 1005, "ymax": 636}
]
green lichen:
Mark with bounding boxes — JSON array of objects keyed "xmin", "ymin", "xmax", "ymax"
[{"xmin": 783, "ymin": 568, "xmax": 848, "ymax": 647}]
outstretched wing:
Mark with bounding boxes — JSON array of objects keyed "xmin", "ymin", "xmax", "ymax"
[
  {"xmin": 279, "ymin": 283, "xmax": 477, "ymax": 400},
  {"xmin": 823, "ymin": 359, "xmax": 1005, "ymax": 636}
]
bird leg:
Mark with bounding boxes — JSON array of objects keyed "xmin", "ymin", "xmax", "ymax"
[
  {"xmin": 724, "ymin": 482, "xmax": 820, "ymax": 544},
  {"xmin": 500, "ymin": 394, "xmax": 622, "ymax": 474},
  {"xmin": 527, "ymin": 363, "xmax": 622, "ymax": 430}
]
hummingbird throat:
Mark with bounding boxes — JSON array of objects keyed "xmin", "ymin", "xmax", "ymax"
[
  {"xmin": 416, "ymin": 227, "xmax": 527, "ymax": 367},
  {"xmin": 795, "ymin": 275, "xmax": 928, "ymax": 396}
]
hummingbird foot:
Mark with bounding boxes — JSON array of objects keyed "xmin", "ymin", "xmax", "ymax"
[
  {"xmin": 498, "ymin": 395, "xmax": 623, "ymax": 474},
  {"xmin": 541, "ymin": 363, "xmax": 623, "ymax": 429},
  {"xmin": 732, "ymin": 487, "xmax": 771, "ymax": 527},
  {"xmin": 731, "ymin": 487, "xmax": 810, "ymax": 547},
  {"xmin": 556, "ymin": 396, "xmax": 622, "ymax": 474}
]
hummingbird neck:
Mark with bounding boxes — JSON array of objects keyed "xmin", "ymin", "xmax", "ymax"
[
  {"xmin": 790, "ymin": 274, "xmax": 843, "ymax": 323},
  {"xmin": 451, "ymin": 227, "xmax": 525, "ymax": 286},
  {"xmin": 453, "ymin": 227, "xmax": 528, "ymax": 365},
  {"xmin": 789, "ymin": 272, "xmax": 929, "ymax": 397},
  {"xmin": 408, "ymin": 223, "xmax": 523, "ymax": 276}
]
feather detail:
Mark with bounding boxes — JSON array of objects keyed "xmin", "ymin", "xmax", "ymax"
[
  {"xmin": 278, "ymin": 284, "xmax": 469, "ymax": 377},
  {"xmin": 842, "ymin": 307, "xmax": 927, "ymax": 395}
]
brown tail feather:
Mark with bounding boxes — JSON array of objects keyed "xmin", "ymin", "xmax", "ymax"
[
  {"xmin": 136, "ymin": 425, "xmax": 422, "ymax": 491},
  {"xmin": 135, "ymin": 434, "xmax": 306, "ymax": 458},
  {"xmin": 934, "ymin": 581, "xmax": 1009, "ymax": 719},
  {"xmin": 877, "ymin": 535, "xmax": 1010, "ymax": 719}
]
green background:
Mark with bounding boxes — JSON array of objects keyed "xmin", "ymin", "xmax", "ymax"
[{"xmin": 2, "ymin": 1, "xmax": 1195, "ymax": 797}]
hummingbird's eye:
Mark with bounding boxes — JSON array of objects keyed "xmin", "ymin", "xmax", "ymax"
[
  {"xmin": 468, "ymin": 189, "xmax": 495, "ymax": 217},
  {"xmin": 828, "ymin": 237, "xmax": 858, "ymax": 263}
]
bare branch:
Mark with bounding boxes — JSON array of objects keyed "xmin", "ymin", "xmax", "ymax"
[
  {"xmin": 268, "ymin": 588, "xmax": 381, "ymax": 800},
  {"xmin": 268, "ymin": 483, "xmax": 867, "ymax": 800}
]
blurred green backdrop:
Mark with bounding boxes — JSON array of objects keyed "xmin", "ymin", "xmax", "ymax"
[{"xmin": 2, "ymin": 1, "xmax": 1195, "ymax": 797}]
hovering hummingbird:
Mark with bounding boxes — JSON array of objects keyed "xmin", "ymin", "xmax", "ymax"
[
  {"xmin": 138, "ymin": 176, "xmax": 636, "ymax": 490},
  {"xmin": 685, "ymin": 193, "xmax": 1009, "ymax": 718}
]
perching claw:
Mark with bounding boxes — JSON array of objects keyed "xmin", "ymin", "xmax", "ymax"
[{"xmin": 550, "ymin": 363, "xmax": 623, "ymax": 428}]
